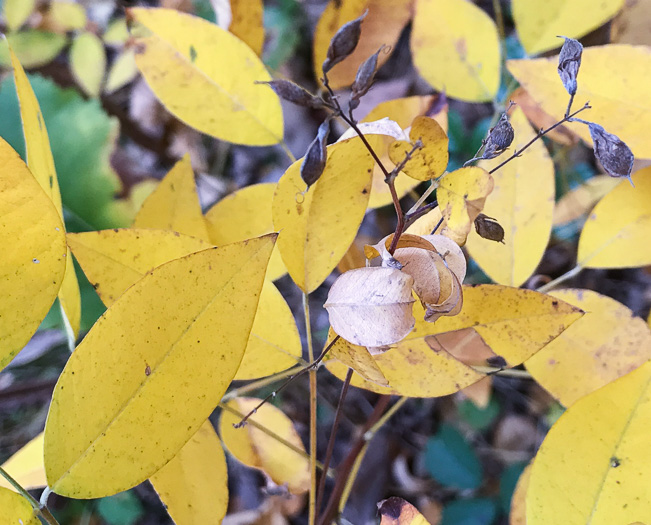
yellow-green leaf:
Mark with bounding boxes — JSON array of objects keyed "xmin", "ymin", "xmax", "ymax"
[
  {"xmin": 389, "ymin": 116, "xmax": 449, "ymax": 181},
  {"xmin": 104, "ymin": 18, "xmax": 129, "ymax": 46},
  {"xmin": 326, "ymin": 285, "xmax": 582, "ymax": 397},
  {"xmin": 507, "ymin": 45, "xmax": 651, "ymax": 158},
  {"xmin": 527, "ymin": 360, "xmax": 651, "ymax": 525},
  {"xmin": 0, "ymin": 433, "xmax": 46, "ymax": 491},
  {"xmin": 3, "ymin": 0, "xmax": 36, "ymax": 31},
  {"xmin": 70, "ymin": 32, "xmax": 106, "ymax": 97},
  {"xmin": 205, "ymin": 183, "xmax": 286, "ymax": 281},
  {"xmin": 466, "ymin": 107, "xmax": 555, "ymax": 286},
  {"xmin": 11, "ymin": 48, "xmax": 81, "ymax": 338},
  {"xmin": 272, "ymin": 137, "xmax": 374, "ymax": 293},
  {"xmin": 0, "ymin": 487, "xmax": 40, "ymax": 525},
  {"xmin": 130, "ymin": 7, "xmax": 283, "ymax": 146},
  {"xmin": 0, "ymin": 138, "xmax": 66, "ymax": 370},
  {"xmin": 133, "ymin": 154, "xmax": 210, "ymax": 242},
  {"xmin": 437, "ymin": 166, "xmax": 494, "ymax": 245},
  {"xmin": 220, "ymin": 398, "xmax": 310, "ymax": 494},
  {"xmin": 44, "ymin": 235, "xmax": 276, "ymax": 498},
  {"xmin": 229, "ymin": 0, "xmax": 264, "ymax": 55},
  {"xmin": 411, "ymin": 0, "xmax": 500, "ymax": 102},
  {"xmin": 44, "ymin": 1, "xmax": 87, "ymax": 33},
  {"xmin": 526, "ymin": 289, "xmax": 651, "ymax": 407},
  {"xmin": 104, "ymin": 48, "xmax": 139, "ymax": 94},
  {"xmin": 150, "ymin": 421, "xmax": 227, "ymax": 525},
  {"xmin": 577, "ymin": 167, "xmax": 651, "ymax": 268},
  {"xmin": 0, "ymin": 31, "xmax": 67, "ymax": 68},
  {"xmin": 512, "ymin": 0, "xmax": 624, "ymax": 55}
]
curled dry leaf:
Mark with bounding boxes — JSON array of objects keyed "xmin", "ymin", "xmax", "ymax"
[
  {"xmin": 557, "ymin": 36, "xmax": 583, "ymax": 96},
  {"xmin": 587, "ymin": 122, "xmax": 634, "ymax": 184},
  {"xmin": 389, "ymin": 116, "xmax": 449, "ymax": 181},
  {"xmin": 324, "ymin": 267, "xmax": 415, "ymax": 347}
]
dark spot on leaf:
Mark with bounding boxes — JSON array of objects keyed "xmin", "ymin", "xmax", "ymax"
[
  {"xmin": 611, "ymin": 456, "xmax": 621, "ymax": 468},
  {"xmin": 362, "ymin": 188, "xmax": 368, "ymax": 194},
  {"xmin": 487, "ymin": 355, "xmax": 507, "ymax": 368},
  {"xmin": 552, "ymin": 300, "xmax": 559, "ymax": 307},
  {"xmin": 189, "ymin": 45, "xmax": 197, "ymax": 63},
  {"xmin": 145, "ymin": 365, "xmax": 151, "ymax": 376},
  {"xmin": 377, "ymin": 497, "xmax": 405, "ymax": 519},
  {"xmin": 49, "ymin": 175, "xmax": 54, "ymax": 188}
]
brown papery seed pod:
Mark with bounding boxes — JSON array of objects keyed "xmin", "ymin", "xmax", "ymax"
[
  {"xmin": 350, "ymin": 45, "xmax": 386, "ymax": 109},
  {"xmin": 588, "ymin": 123, "xmax": 635, "ymax": 185},
  {"xmin": 557, "ymin": 36, "xmax": 583, "ymax": 96},
  {"xmin": 300, "ymin": 119, "xmax": 330, "ymax": 188},
  {"xmin": 482, "ymin": 113, "xmax": 514, "ymax": 159},
  {"xmin": 474, "ymin": 214, "xmax": 505, "ymax": 243},
  {"xmin": 322, "ymin": 11, "xmax": 367, "ymax": 75},
  {"xmin": 257, "ymin": 80, "xmax": 324, "ymax": 109}
]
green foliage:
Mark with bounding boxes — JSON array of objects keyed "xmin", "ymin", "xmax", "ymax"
[{"xmin": 424, "ymin": 424, "xmax": 483, "ymax": 490}]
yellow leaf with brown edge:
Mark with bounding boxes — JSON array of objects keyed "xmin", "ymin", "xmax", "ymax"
[
  {"xmin": 272, "ymin": 136, "xmax": 375, "ymax": 293},
  {"xmin": 150, "ymin": 420, "xmax": 228, "ymax": 525},
  {"xmin": 326, "ymin": 285, "xmax": 582, "ymax": 397},
  {"xmin": 527, "ymin": 359, "xmax": 651, "ymax": 525},
  {"xmin": 553, "ymin": 175, "xmax": 620, "ymax": 226},
  {"xmin": 577, "ymin": 167, "xmax": 651, "ymax": 269},
  {"xmin": 389, "ymin": 116, "xmax": 449, "ymax": 181},
  {"xmin": 44, "ymin": 235, "xmax": 276, "ymax": 498},
  {"xmin": 512, "ymin": 0, "xmax": 623, "ymax": 55},
  {"xmin": 104, "ymin": 48, "xmax": 139, "ymax": 94},
  {"xmin": 133, "ymin": 154, "xmax": 210, "ymax": 242},
  {"xmin": 0, "ymin": 487, "xmax": 40, "ymax": 525},
  {"xmin": 205, "ymin": 183, "xmax": 286, "ymax": 281},
  {"xmin": 507, "ymin": 45, "xmax": 651, "ymax": 158},
  {"xmin": 466, "ymin": 107, "xmax": 554, "ymax": 286},
  {"xmin": 0, "ymin": 432, "xmax": 46, "ymax": 490},
  {"xmin": 437, "ymin": 166, "xmax": 494, "ymax": 246},
  {"xmin": 509, "ymin": 463, "xmax": 531, "ymax": 525},
  {"xmin": 0, "ymin": 143, "xmax": 66, "ymax": 371},
  {"xmin": 378, "ymin": 496, "xmax": 432, "ymax": 525},
  {"xmin": 313, "ymin": 0, "xmax": 413, "ymax": 89},
  {"xmin": 411, "ymin": 0, "xmax": 500, "ymax": 102},
  {"xmin": 130, "ymin": 7, "xmax": 283, "ymax": 146},
  {"xmin": 10, "ymin": 48, "xmax": 81, "ymax": 338},
  {"xmin": 328, "ymin": 329, "xmax": 389, "ymax": 386},
  {"xmin": 70, "ymin": 32, "xmax": 106, "ymax": 97},
  {"xmin": 229, "ymin": 0, "xmax": 264, "ymax": 55},
  {"xmin": 526, "ymin": 289, "xmax": 651, "ymax": 407},
  {"xmin": 68, "ymin": 228, "xmax": 301, "ymax": 380},
  {"xmin": 220, "ymin": 398, "xmax": 310, "ymax": 494}
]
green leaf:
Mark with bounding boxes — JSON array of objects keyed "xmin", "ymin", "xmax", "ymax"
[
  {"xmin": 96, "ymin": 491, "xmax": 144, "ymax": 525},
  {"xmin": 458, "ymin": 396, "xmax": 500, "ymax": 431},
  {"xmin": 424, "ymin": 424, "xmax": 483, "ymax": 490},
  {"xmin": 499, "ymin": 462, "xmax": 527, "ymax": 513},
  {"xmin": 440, "ymin": 498, "xmax": 498, "ymax": 525}
]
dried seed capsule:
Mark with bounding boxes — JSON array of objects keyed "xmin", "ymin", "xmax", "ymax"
[
  {"xmin": 588, "ymin": 123, "xmax": 634, "ymax": 184},
  {"xmin": 300, "ymin": 119, "xmax": 330, "ymax": 188},
  {"xmin": 322, "ymin": 11, "xmax": 367, "ymax": 75},
  {"xmin": 257, "ymin": 80, "xmax": 324, "ymax": 109},
  {"xmin": 474, "ymin": 214, "xmax": 505, "ymax": 243},
  {"xmin": 482, "ymin": 113, "xmax": 514, "ymax": 159},
  {"xmin": 557, "ymin": 36, "xmax": 583, "ymax": 96},
  {"xmin": 350, "ymin": 45, "xmax": 385, "ymax": 109}
]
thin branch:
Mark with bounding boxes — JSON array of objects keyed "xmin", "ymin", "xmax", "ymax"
[
  {"xmin": 304, "ymin": 293, "xmax": 318, "ymax": 525},
  {"xmin": 404, "ymin": 200, "xmax": 439, "ymax": 227},
  {"xmin": 0, "ymin": 466, "xmax": 59, "ymax": 525},
  {"xmin": 222, "ymin": 364, "xmax": 306, "ymax": 402},
  {"xmin": 471, "ymin": 366, "xmax": 533, "ymax": 378},
  {"xmin": 536, "ymin": 265, "xmax": 584, "ymax": 293}
]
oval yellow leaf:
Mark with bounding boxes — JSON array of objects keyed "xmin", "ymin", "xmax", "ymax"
[
  {"xmin": 411, "ymin": 0, "xmax": 500, "ymax": 102},
  {"xmin": 44, "ymin": 235, "xmax": 276, "ymax": 498},
  {"xmin": 0, "ymin": 433, "xmax": 46, "ymax": 491},
  {"xmin": 70, "ymin": 32, "xmax": 107, "ymax": 97},
  {"xmin": 130, "ymin": 7, "xmax": 283, "ymax": 146},
  {"xmin": 389, "ymin": 116, "xmax": 449, "ymax": 181},
  {"xmin": 205, "ymin": 183, "xmax": 286, "ymax": 281},
  {"xmin": 229, "ymin": 0, "xmax": 264, "ymax": 55},
  {"xmin": 527, "ymin": 360, "xmax": 651, "ymax": 525},
  {"xmin": 104, "ymin": 48, "xmax": 139, "ymax": 94},
  {"xmin": 3, "ymin": 0, "xmax": 36, "ymax": 31},
  {"xmin": 272, "ymin": 137, "xmax": 374, "ymax": 293},
  {"xmin": 526, "ymin": 289, "xmax": 651, "ymax": 407},
  {"xmin": 507, "ymin": 45, "xmax": 651, "ymax": 158},
  {"xmin": 326, "ymin": 285, "xmax": 582, "ymax": 397},
  {"xmin": 220, "ymin": 398, "xmax": 310, "ymax": 494},
  {"xmin": 379, "ymin": 497, "xmax": 432, "ymax": 525},
  {"xmin": 0, "ymin": 31, "xmax": 67, "ymax": 68},
  {"xmin": 466, "ymin": 107, "xmax": 555, "ymax": 286},
  {"xmin": 0, "ymin": 138, "xmax": 66, "ymax": 370},
  {"xmin": 577, "ymin": 167, "xmax": 651, "ymax": 268},
  {"xmin": 150, "ymin": 420, "xmax": 228, "ymax": 525},
  {"xmin": 43, "ymin": 1, "xmax": 87, "ymax": 32},
  {"xmin": 0, "ymin": 487, "xmax": 40, "ymax": 525}
]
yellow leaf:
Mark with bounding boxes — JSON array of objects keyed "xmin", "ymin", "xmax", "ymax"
[
  {"xmin": 411, "ymin": 0, "xmax": 500, "ymax": 102},
  {"xmin": 0, "ymin": 433, "xmax": 46, "ymax": 490},
  {"xmin": 509, "ymin": 463, "xmax": 531, "ymax": 525},
  {"xmin": 44, "ymin": 235, "xmax": 276, "ymax": 498},
  {"xmin": 466, "ymin": 107, "xmax": 555, "ymax": 286},
  {"xmin": 389, "ymin": 116, "xmax": 449, "ymax": 181},
  {"xmin": 104, "ymin": 48, "xmax": 139, "ymax": 94},
  {"xmin": 3, "ymin": 0, "xmax": 36, "ymax": 31},
  {"xmin": 68, "ymin": 228, "xmax": 300, "ymax": 380},
  {"xmin": 43, "ymin": 1, "xmax": 87, "ymax": 33},
  {"xmin": 326, "ymin": 285, "xmax": 582, "ymax": 397},
  {"xmin": 272, "ymin": 137, "xmax": 374, "ymax": 293},
  {"xmin": 220, "ymin": 398, "xmax": 310, "ymax": 494},
  {"xmin": 512, "ymin": 0, "xmax": 624, "ymax": 55},
  {"xmin": 229, "ymin": 0, "xmax": 264, "ymax": 55},
  {"xmin": 507, "ymin": 45, "xmax": 651, "ymax": 158},
  {"xmin": 553, "ymin": 175, "xmax": 620, "ymax": 226},
  {"xmin": 437, "ymin": 166, "xmax": 494, "ymax": 246},
  {"xmin": 11, "ymin": 48, "xmax": 81, "ymax": 337},
  {"xmin": 328, "ymin": 330, "xmax": 389, "ymax": 386},
  {"xmin": 130, "ymin": 7, "xmax": 283, "ymax": 146},
  {"xmin": 527, "ymin": 360, "xmax": 651, "ymax": 525},
  {"xmin": 313, "ymin": 0, "xmax": 413, "ymax": 89},
  {"xmin": 70, "ymin": 32, "xmax": 106, "ymax": 97},
  {"xmin": 378, "ymin": 497, "xmax": 432, "ymax": 525},
  {"xmin": 0, "ymin": 487, "xmax": 40, "ymax": 525},
  {"xmin": 526, "ymin": 289, "xmax": 651, "ymax": 407},
  {"xmin": 104, "ymin": 18, "xmax": 129, "ymax": 46},
  {"xmin": 150, "ymin": 421, "xmax": 228, "ymax": 525},
  {"xmin": 577, "ymin": 167, "xmax": 651, "ymax": 268},
  {"xmin": 0, "ymin": 31, "xmax": 67, "ymax": 68},
  {"xmin": 205, "ymin": 183, "xmax": 286, "ymax": 281},
  {"xmin": 133, "ymin": 154, "xmax": 210, "ymax": 242},
  {"xmin": 0, "ymin": 138, "xmax": 66, "ymax": 370}
]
